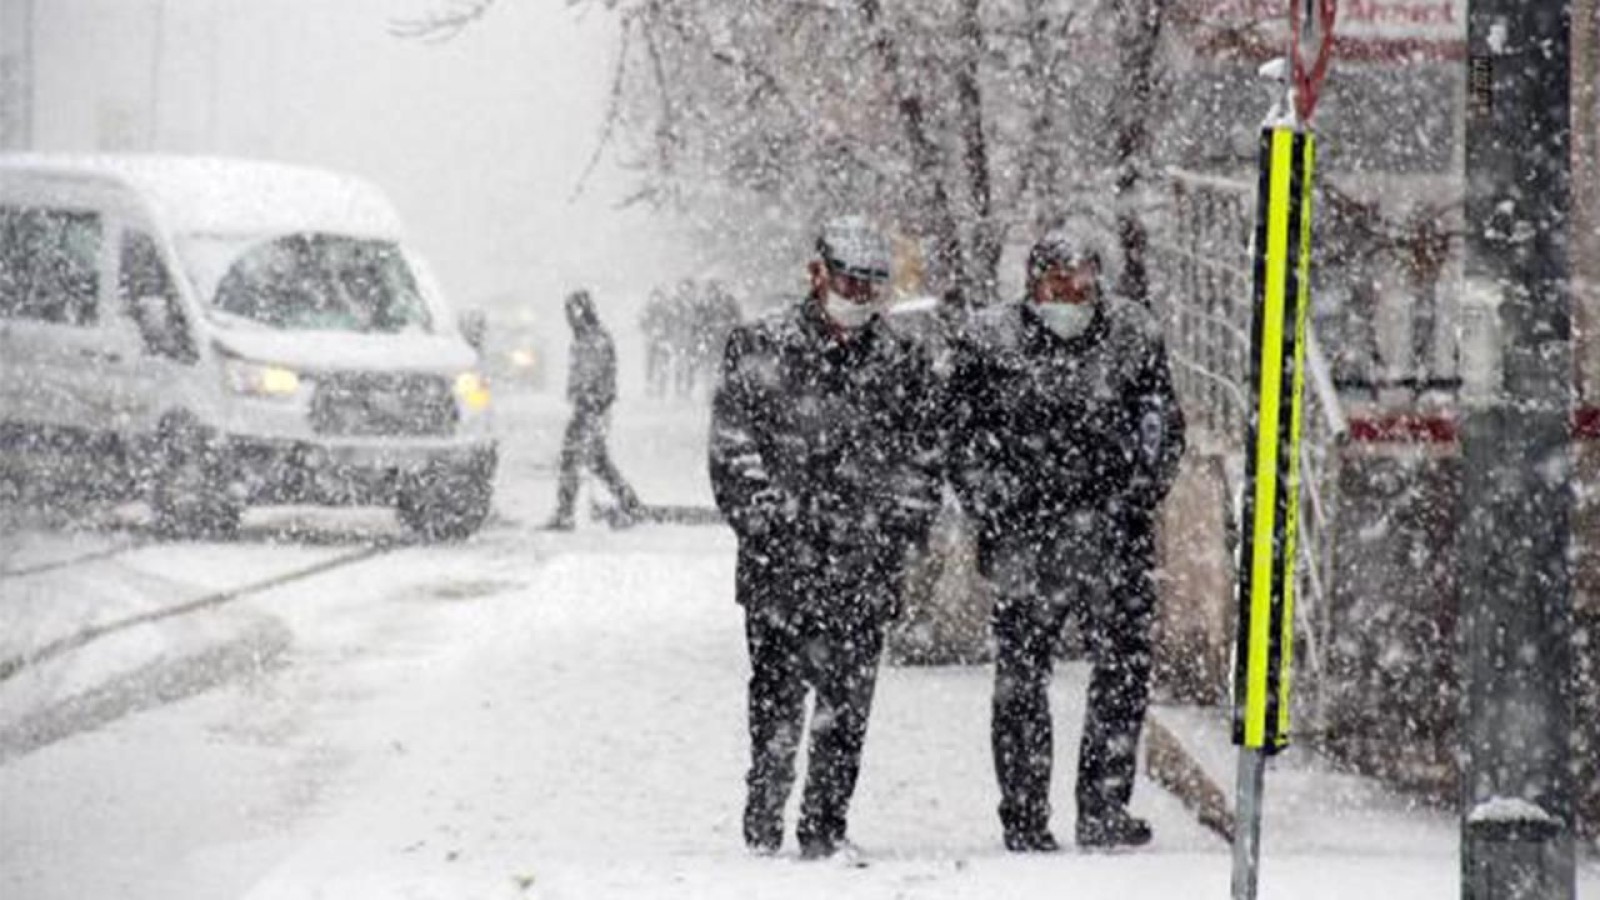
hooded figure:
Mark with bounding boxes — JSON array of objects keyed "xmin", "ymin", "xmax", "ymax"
[
  {"xmin": 946, "ymin": 222, "xmax": 1186, "ymax": 852},
  {"xmin": 545, "ymin": 289, "xmax": 642, "ymax": 529},
  {"xmin": 708, "ymin": 215, "xmax": 942, "ymax": 860}
]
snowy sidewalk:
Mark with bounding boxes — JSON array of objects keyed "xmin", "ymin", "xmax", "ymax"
[{"xmin": 231, "ymin": 525, "xmax": 1599, "ymax": 899}]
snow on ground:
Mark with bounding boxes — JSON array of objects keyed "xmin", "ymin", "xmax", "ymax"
[
  {"xmin": 2, "ymin": 389, "xmax": 1597, "ymax": 898},
  {"xmin": 214, "ymin": 525, "xmax": 1600, "ymax": 899},
  {"xmin": 223, "ymin": 528, "xmax": 1223, "ymax": 900}
]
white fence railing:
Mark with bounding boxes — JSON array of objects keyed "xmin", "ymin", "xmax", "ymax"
[{"xmin": 1149, "ymin": 168, "xmax": 1348, "ymax": 735}]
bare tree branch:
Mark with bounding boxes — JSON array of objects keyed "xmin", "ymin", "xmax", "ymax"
[
  {"xmin": 955, "ymin": 0, "xmax": 1001, "ymax": 299},
  {"xmin": 1111, "ymin": 0, "xmax": 1171, "ymax": 307},
  {"xmin": 856, "ymin": 0, "xmax": 965, "ymax": 296},
  {"xmin": 570, "ymin": 12, "xmax": 635, "ymax": 203},
  {"xmin": 638, "ymin": 5, "xmax": 681, "ymax": 175},
  {"xmin": 389, "ymin": 0, "xmax": 497, "ymax": 43}
]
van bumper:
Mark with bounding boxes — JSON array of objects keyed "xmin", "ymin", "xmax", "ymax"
[{"xmin": 226, "ymin": 435, "xmax": 497, "ymax": 506}]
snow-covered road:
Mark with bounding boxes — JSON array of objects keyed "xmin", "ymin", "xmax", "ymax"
[{"xmin": 2, "ymin": 395, "xmax": 1596, "ymax": 898}]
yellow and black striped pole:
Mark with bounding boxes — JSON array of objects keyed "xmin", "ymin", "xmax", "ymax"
[
  {"xmin": 1230, "ymin": 124, "xmax": 1316, "ymax": 900},
  {"xmin": 1233, "ymin": 125, "xmax": 1315, "ymax": 753}
]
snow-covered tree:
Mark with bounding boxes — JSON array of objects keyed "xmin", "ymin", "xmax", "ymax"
[{"xmin": 399, "ymin": 0, "xmax": 1208, "ymax": 305}]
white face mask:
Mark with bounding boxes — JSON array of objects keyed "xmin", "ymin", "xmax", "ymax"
[
  {"xmin": 1036, "ymin": 302, "xmax": 1095, "ymax": 339},
  {"xmin": 823, "ymin": 290, "xmax": 882, "ymax": 331}
]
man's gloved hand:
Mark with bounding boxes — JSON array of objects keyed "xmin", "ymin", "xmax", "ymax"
[
  {"xmin": 883, "ymin": 485, "xmax": 939, "ymax": 547},
  {"xmin": 743, "ymin": 486, "xmax": 800, "ymax": 537},
  {"xmin": 802, "ymin": 484, "xmax": 872, "ymax": 545},
  {"xmin": 1125, "ymin": 471, "xmax": 1163, "ymax": 515},
  {"xmin": 874, "ymin": 580, "xmax": 906, "ymax": 623}
]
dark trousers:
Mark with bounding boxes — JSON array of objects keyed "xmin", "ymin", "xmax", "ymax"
[
  {"xmin": 989, "ymin": 512, "xmax": 1156, "ymax": 834},
  {"xmin": 553, "ymin": 405, "xmax": 639, "ymax": 517},
  {"xmin": 742, "ymin": 602, "xmax": 885, "ymax": 850}
]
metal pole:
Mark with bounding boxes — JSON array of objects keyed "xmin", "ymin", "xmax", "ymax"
[
  {"xmin": 1231, "ymin": 748, "xmax": 1266, "ymax": 900},
  {"xmin": 1459, "ymin": 2, "xmax": 1577, "ymax": 899},
  {"xmin": 1230, "ymin": 123, "xmax": 1316, "ymax": 900},
  {"xmin": 1573, "ymin": 0, "xmax": 1600, "ymax": 398}
]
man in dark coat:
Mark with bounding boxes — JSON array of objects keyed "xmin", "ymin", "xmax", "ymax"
[
  {"xmin": 709, "ymin": 216, "xmax": 941, "ymax": 860},
  {"xmin": 545, "ymin": 289, "xmax": 643, "ymax": 530},
  {"xmin": 946, "ymin": 223, "xmax": 1186, "ymax": 852}
]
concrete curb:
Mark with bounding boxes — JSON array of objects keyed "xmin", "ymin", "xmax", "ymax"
[{"xmin": 1145, "ymin": 710, "xmax": 1235, "ymax": 843}]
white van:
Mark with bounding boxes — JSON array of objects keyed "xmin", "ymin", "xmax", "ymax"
[{"xmin": 0, "ymin": 155, "xmax": 496, "ymax": 540}]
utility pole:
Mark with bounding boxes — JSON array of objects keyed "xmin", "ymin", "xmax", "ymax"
[
  {"xmin": 1574, "ymin": 0, "xmax": 1600, "ymax": 394},
  {"xmin": 1458, "ymin": 2, "xmax": 1577, "ymax": 898},
  {"xmin": 1230, "ymin": 4, "xmax": 1333, "ymax": 899}
]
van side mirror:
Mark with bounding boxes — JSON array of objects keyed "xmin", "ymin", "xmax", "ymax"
[
  {"xmin": 135, "ymin": 295, "xmax": 171, "ymax": 339},
  {"xmin": 458, "ymin": 309, "xmax": 488, "ymax": 355}
]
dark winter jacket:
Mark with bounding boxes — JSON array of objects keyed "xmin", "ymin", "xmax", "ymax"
[
  {"xmin": 709, "ymin": 298, "xmax": 943, "ymax": 616},
  {"xmin": 945, "ymin": 298, "xmax": 1186, "ymax": 559},
  {"xmin": 566, "ymin": 326, "xmax": 618, "ymax": 413}
]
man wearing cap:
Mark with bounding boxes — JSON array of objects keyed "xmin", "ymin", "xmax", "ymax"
[
  {"xmin": 709, "ymin": 216, "xmax": 941, "ymax": 860},
  {"xmin": 946, "ymin": 221, "xmax": 1186, "ymax": 852}
]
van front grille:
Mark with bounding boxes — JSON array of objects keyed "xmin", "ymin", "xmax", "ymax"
[{"xmin": 309, "ymin": 373, "xmax": 457, "ymax": 437}]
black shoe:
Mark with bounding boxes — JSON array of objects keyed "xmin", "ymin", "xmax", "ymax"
[
  {"xmin": 743, "ymin": 811, "xmax": 782, "ymax": 856},
  {"xmin": 587, "ymin": 500, "xmax": 644, "ymax": 529},
  {"xmin": 1003, "ymin": 828, "xmax": 1061, "ymax": 853},
  {"xmin": 1004, "ymin": 829, "xmax": 1061, "ymax": 853},
  {"xmin": 1075, "ymin": 808, "xmax": 1152, "ymax": 849},
  {"xmin": 745, "ymin": 837, "xmax": 781, "ymax": 857},
  {"xmin": 799, "ymin": 837, "xmax": 835, "ymax": 860},
  {"xmin": 800, "ymin": 837, "xmax": 864, "ymax": 864},
  {"xmin": 542, "ymin": 512, "xmax": 575, "ymax": 531}
]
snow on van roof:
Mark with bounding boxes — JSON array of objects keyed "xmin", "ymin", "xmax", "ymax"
[{"xmin": 0, "ymin": 154, "xmax": 405, "ymax": 239}]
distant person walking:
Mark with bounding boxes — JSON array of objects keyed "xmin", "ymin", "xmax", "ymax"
[
  {"xmin": 544, "ymin": 290, "xmax": 643, "ymax": 530},
  {"xmin": 670, "ymin": 279, "xmax": 700, "ymax": 399},
  {"xmin": 641, "ymin": 288, "xmax": 672, "ymax": 398}
]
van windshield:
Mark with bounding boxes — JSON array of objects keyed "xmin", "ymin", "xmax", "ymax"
[{"xmin": 181, "ymin": 232, "xmax": 433, "ymax": 333}]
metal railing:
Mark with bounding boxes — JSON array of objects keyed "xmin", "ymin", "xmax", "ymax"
[{"xmin": 1149, "ymin": 168, "xmax": 1348, "ymax": 735}]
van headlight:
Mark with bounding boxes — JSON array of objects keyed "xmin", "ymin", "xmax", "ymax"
[
  {"xmin": 224, "ymin": 358, "xmax": 302, "ymax": 398},
  {"xmin": 454, "ymin": 371, "xmax": 492, "ymax": 412}
]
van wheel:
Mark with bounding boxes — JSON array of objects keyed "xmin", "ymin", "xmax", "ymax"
[
  {"xmin": 151, "ymin": 420, "xmax": 243, "ymax": 540},
  {"xmin": 396, "ymin": 452, "xmax": 495, "ymax": 542}
]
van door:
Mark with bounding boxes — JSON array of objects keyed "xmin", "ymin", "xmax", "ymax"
[
  {"xmin": 0, "ymin": 203, "xmax": 121, "ymax": 447},
  {"xmin": 110, "ymin": 224, "xmax": 201, "ymax": 432}
]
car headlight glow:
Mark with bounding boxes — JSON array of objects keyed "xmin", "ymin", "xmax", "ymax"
[
  {"xmin": 225, "ymin": 358, "xmax": 301, "ymax": 397},
  {"xmin": 455, "ymin": 371, "xmax": 492, "ymax": 412}
]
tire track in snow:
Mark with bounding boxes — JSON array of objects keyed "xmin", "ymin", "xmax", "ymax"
[
  {"xmin": 0, "ymin": 616, "xmax": 294, "ymax": 763},
  {"xmin": 0, "ymin": 542, "xmax": 396, "ymax": 685},
  {"xmin": 0, "ymin": 537, "xmax": 149, "ymax": 579}
]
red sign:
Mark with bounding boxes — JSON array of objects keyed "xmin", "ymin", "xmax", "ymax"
[
  {"xmin": 1180, "ymin": 0, "xmax": 1466, "ymax": 64},
  {"xmin": 1291, "ymin": 0, "xmax": 1337, "ymax": 122}
]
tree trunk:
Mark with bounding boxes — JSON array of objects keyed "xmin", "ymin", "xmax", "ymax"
[
  {"xmin": 858, "ymin": 0, "xmax": 966, "ymax": 298},
  {"xmin": 1110, "ymin": 0, "xmax": 1167, "ymax": 308},
  {"xmin": 954, "ymin": 0, "xmax": 1001, "ymax": 303},
  {"xmin": 1019, "ymin": 0, "xmax": 1062, "ymax": 233}
]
